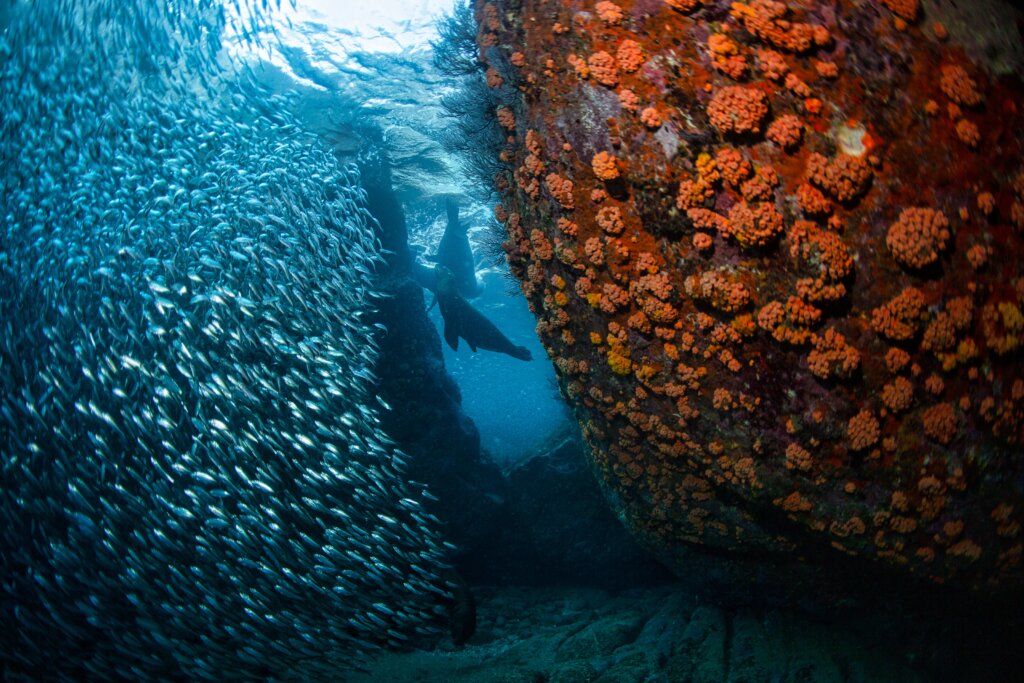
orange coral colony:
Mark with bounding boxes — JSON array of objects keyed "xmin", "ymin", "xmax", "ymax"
[
  {"xmin": 886, "ymin": 207, "xmax": 951, "ymax": 269},
  {"xmin": 706, "ymin": 86, "xmax": 770, "ymax": 135},
  {"xmin": 476, "ymin": 0, "xmax": 1024, "ymax": 595}
]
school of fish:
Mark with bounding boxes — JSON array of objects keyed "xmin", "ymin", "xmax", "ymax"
[{"xmin": 0, "ymin": 0, "xmax": 455, "ymax": 679}]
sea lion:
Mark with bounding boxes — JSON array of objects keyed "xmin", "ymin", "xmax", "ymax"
[
  {"xmin": 411, "ymin": 259, "xmax": 438, "ymax": 293},
  {"xmin": 427, "ymin": 197, "xmax": 480, "ymax": 299},
  {"xmin": 431, "ymin": 265, "xmax": 532, "ymax": 361}
]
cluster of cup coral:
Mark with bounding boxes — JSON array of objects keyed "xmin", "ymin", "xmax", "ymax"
[{"xmin": 478, "ymin": 0, "xmax": 1023, "ymax": 593}]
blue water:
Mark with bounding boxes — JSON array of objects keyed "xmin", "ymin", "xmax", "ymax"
[
  {"xmin": 1, "ymin": 0, "xmax": 570, "ymax": 674},
  {"xmin": 6, "ymin": 2, "xmax": 1019, "ymax": 681},
  {"xmin": 413, "ymin": 208, "xmax": 567, "ymax": 463},
  {"xmin": 2, "ymin": 0, "xmax": 526, "ymax": 676},
  {"xmin": 432, "ymin": 270, "xmax": 569, "ymax": 463},
  {"xmin": 263, "ymin": 1, "xmax": 569, "ymax": 462}
]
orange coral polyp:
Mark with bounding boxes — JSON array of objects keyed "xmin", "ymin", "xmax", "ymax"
[
  {"xmin": 732, "ymin": 0, "xmax": 821, "ymax": 53},
  {"xmin": 685, "ymin": 270, "xmax": 751, "ymax": 313},
  {"xmin": 592, "ymin": 151, "xmax": 621, "ymax": 181},
  {"xmin": 871, "ymin": 287, "xmax": 926, "ymax": 341},
  {"xmin": 725, "ymin": 201, "xmax": 784, "ymax": 248},
  {"xmin": 806, "ymin": 153, "xmax": 872, "ymax": 203},
  {"xmin": 886, "ymin": 207, "xmax": 952, "ymax": 270},
  {"xmin": 496, "ymin": 106, "xmax": 516, "ymax": 130},
  {"xmin": 757, "ymin": 48, "xmax": 788, "ymax": 80},
  {"xmin": 955, "ymin": 119, "xmax": 981, "ymax": 147},
  {"xmin": 881, "ymin": 0, "xmax": 918, "ymax": 22},
  {"xmin": 885, "ymin": 347, "xmax": 912, "ymax": 373},
  {"xmin": 640, "ymin": 107, "xmax": 663, "ymax": 129},
  {"xmin": 587, "ymin": 51, "xmax": 619, "ymax": 87},
  {"xmin": 618, "ymin": 89, "xmax": 639, "ymax": 111},
  {"xmin": 940, "ymin": 64, "xmax": 983, "ymax": 107},
  {"xmin": 597, "ymin": 206, "xmax": 625, "ymax": 235},
  {"xmin": 545, "ymin": 173, "xmax": 575, "ymax": 210},
  {"xmin": 706, "ymin": 86, "xmax": 770, "ymax": 135},
  {"xmin": 617, "ymin": 39, "xmax": 645, "ymax": 74},
  {"xmin": 709, "ymin": 34, "xmax": 748, "ymax": 79},
  {"xmin": 922, "ymin": 402, "xmax": 958, "ymax": 444},
  {"xmin": 882, "ymin": 376, "xmax": 914, "ymax": 412},
  {"xmin": 796, "ymin": 183, "xmax": 831, "ymax": 216},
  {"xmin": 687, "ymin": 208, "xmax": 729, "ymax": 232},
  {"xmin": 808, "ymin": 328, "xmax": 860, "ymax": 379},
  {"xmin": 766, "ymin": 114, "xmax": 803, "ymax": 149},
  {"xmin": 714, "ymin": 147, "xmax": 752, "ymax": 187},
  {"xmin": 847, "ymin": 410, "xmax": 880, "ymax": 451},
  {"xmin": 481, "ymin": 0, "xmax": 1024, "ymax": 593},
  {"xmin": 785, "ymin": 442, "xmax": 813, "ymax": 471},
  {"xmin": 595, "ymin": 1, "xmax": 624, "ymax": 26}
]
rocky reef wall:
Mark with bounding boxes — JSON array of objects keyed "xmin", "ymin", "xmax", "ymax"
[
  {"xmin": 474, "ymin": 0, "xmax": 1024, "ymax": 597},
  {"xmin": 358, "ymin": 153, "xmax": 507, "ymax": 566},
  {"xmin": 357, "ymin": 152, "xmax": 673, "ymax": 590}
]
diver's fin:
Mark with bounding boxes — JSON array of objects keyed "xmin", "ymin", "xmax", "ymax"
[{"xmin": 443, "ymin": 315, "xmax": 460, "ymax": 351}]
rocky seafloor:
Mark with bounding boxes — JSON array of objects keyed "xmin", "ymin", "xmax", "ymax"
[
  {"xmin": 355, "ymin": 141, "xmax": 1022, "ymax": 682},
  {"xmin": 348, "ymin": 583, "xmax": 937, "ymax": 682}
]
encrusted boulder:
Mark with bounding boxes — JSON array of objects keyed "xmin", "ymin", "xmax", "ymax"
[{"xmin": 474, "ymin": 0, "xmax": 1024, "ymax": 596}]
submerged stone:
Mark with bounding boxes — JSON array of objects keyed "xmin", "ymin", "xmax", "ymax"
[{"xmin": 471, "ymin": 0, "xmax": 1024, "ymax": 598}]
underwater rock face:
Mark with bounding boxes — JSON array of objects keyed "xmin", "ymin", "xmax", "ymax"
[
  {"xmin": 500, "ymin": 431, "xmax": 676, "ymax": 588},
  {"xmin": 478, "ymin": 0, "xmax": 1024, "ymax": 594},
  {"xmin": 1, "ymin": 1, "xmax": 453, "ymax": 678},
  {"xmin": 357, "ymin": 154, "xmax": 510, "ymax": 573}
]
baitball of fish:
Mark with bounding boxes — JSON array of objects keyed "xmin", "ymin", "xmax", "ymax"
[{"xmin": 0, "ymin": 1, "xmax": 455, "ymax": 679}]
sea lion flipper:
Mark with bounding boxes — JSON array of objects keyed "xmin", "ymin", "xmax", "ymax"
[
  {"xmin": 446, "ymin": 196, "xmax": 459, "ymax": 225},
  {"xmin": 512, "ymin": 345, "xmax": 532, "ymax": 361},
  {"xmin": 435, "ymin": 263, "xmax": 530, "ymax": 359},
  {"xmin": 443, "ymin": 312, "xmax": 460, "ymax": 351}
]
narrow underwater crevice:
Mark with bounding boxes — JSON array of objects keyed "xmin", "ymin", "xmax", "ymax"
[
  {"xmin": 356, "ymin": 147, "xmax": 508, "ymax": 568},
  {"xmin": 351, "ymin": 147, "xmax": 675, "ymax": 594}
]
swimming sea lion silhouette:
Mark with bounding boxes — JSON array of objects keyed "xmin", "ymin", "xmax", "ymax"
[
  {"xmin": 411, "ymin": 258, "xmax": 438, "ymax": 293},
  {"xmin": 426, "ymin": 197, "xmax": 480, "ymax": 299},
  {"xmin": 430, "ymin": 265, "xmax": 532, "ymax": 361}
]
